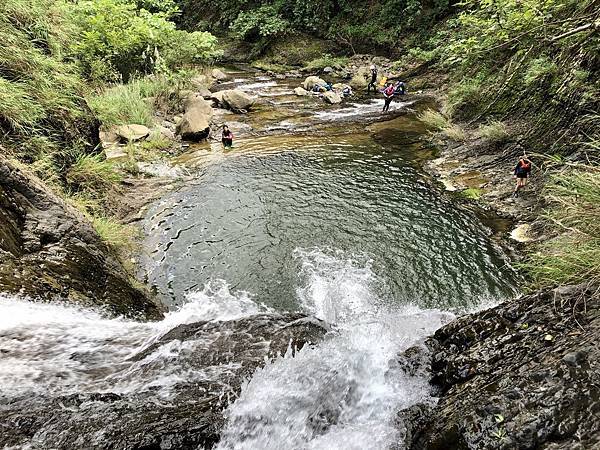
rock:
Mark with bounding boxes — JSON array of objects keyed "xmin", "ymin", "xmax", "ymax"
[
  {"xmin": 104, "ymin": 147, "xmax": 129, "ymax": 161},
  {"xmin": 322, "ymin": 91, "xmax": 342, "ymax": 104},
  {"xmin": 114, "ymin": 124, "xmax": 150, "ymax": 143},
  {"xmin": 149, "ymin": 126, "xmax": 175, "ymax": 141},
  {"xmin": 323, "ymin": 66, "xmax": 334, "ymax": 74},
  {"xmin": 176, "ymin": 94, "xmax": 213, "ymax": 142},
  {"xmin": 190, "ymin": 74, "xmax": 212, "ymax": 90},
  {"xmin": 0, "ymin": 313, "xmax": 328, "ymax": 449},
  {"xmin": 294, "ymin": 87, "xmax": 310, "ymax": 96},
  {"xmin": 303, "ymin": 75, "xmax": 326, "ymax": 91},
  {"xmin": 99, "ymin": 130, "xmax": 119, "ymax": 149},
  {"xmin": 349, "ymin": 73, "xmax": 368, "ymax": 90},
  {"xmin": 213, "ymin": 89, "xmax": 255, "ymax": 112},
  {"xmin": 332, "ymin": 83, "xmax": 347, "ymax": 91},
  {"xmin": 401, "ymin": 285, "xmax": 600, "ymax": 450},
  {"xmin": 196, "ymin": 86, "xmax": 212, "ymax": 99},
  {"xmin": 212, "ymin": 68, "xmax": 228, "ymax": 81},
  {"xmin": 0, "ymin": 154, "xmax": 163, "ymax": 319}
]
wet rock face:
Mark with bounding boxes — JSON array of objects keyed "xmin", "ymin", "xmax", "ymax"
[
  {"xmin": 0, "ymin": 313, "xmax": 328, "ymax": 449},
  {"xmin": 403, "ymin": 285, "xmax": 600, "ymax": 450},
  {"xmin": 0, "ymin": 156, "xmax": 163, "ymax": 319}
]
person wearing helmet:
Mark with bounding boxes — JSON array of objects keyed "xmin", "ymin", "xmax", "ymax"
[{"xmin": 367, "ymin": 64, "xmax": 378, "ymax": 94}]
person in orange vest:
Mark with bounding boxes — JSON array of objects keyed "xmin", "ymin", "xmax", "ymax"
[{"xmin": 513, "ymin": 155, "xmax": 532, "ymax": 197}]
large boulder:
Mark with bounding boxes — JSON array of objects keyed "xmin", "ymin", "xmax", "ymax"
[
  {"xmin": 176, "ymin": 94, "xmax": 214, "ymax": 142},
  {"xmin": 399, "ymin": 285, "xmax": 600, "ymax": 450},
  {"xmin": 212, "ymin": 68, "xmax": 228, "ymax": 81},
  {"xmin": 190, "ymin": 74, "xmax": 213, "ymax": 90},
  {"xmin": 214, "ymin": 89, "xmax": 255, "ymax": 112},
  {"xmin": 303, "ymin": 75, "xmax": 326, "ymax": 91},
  {"xmin": 0, "ymin": 154, "xmax": 163, "ymax": 319},
  {"xmin": 294, "ymin": 87, "xmax": 310, "ymax": 96},
  {"xmin": 323, "ymin": 91, "xmax": 342, "ymax": 104}
]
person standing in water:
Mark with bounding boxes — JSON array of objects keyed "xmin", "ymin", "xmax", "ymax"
[
  {"xmin": 367, "ymin": 64, "xmax": 378, "ymax": 94},
  {"xmin": 222, "ymin": 125, "xmax": 233, "ymax": 148},
  {"xmin": 382, "ymin": 83, "xmax": 395, "ymax": 112},
  {"xmin": 513, "ymin": 155, "xmax": 532, "ymax": 197}
]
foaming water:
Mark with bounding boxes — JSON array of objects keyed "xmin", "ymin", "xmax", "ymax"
[
  {"xmin": 217, "ymin": 248, "xmax": 454, "ymax": 450},
  {"xmin": 0, "ymin": 281, "xmax": 267, "ymax": 400},
  {"xmin": 314, "ymin": 99, "xmax": 414, "ymax": 121}
]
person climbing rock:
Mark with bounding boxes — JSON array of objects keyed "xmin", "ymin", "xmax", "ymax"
[
  {"xmin": 342, "ymin": 85, "xmax": 353, "ymax": 98},
  {"xmin": 222, "ymin": 125, "xmax": 233, "ymax": 148},
  {"xmin": 382, "ymin": 83, "xmax": 395, "ymax": 113},
  {"xmin": 367, "ymin": 64, "xmax": 378, "ymax": 94},
  {"xmin": 513, "ymin": 155, "xmax": 532, "ymax": 197}
]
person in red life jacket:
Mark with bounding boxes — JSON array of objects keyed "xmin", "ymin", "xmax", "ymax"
[
  {"xmin": 513, "ymin": 156, "xmax": 532, "ymax": 197},
  {"xmin": 222, "ymin": 125, "xmax": 233, "ymax": 148},
  {"xmin": 382, "ymin": 83, "xmax": 395, "ymax": 112}
]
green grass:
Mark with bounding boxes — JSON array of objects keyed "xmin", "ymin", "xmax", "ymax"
[
  {"xmin": 418, "ymin": 110, "xmax": 451, "ymax": 130},
  {"xmin": 66, "ymin": 154, "xmax": 122, "ymax": 192},
  {"xmin": 87, "ymin": 79, "xmax": 163, "ymax": 127},
  {"xmin": 92, "ymin": 216, "xmax": 138, "ymax": 251},
  {"xmin": 523, "ymin": 168, "xmax": 600, "ymax": 290},
  {"xmin": 442, "ymin": 124, "xmax": 468, "ymax": 142},
  {"xmin": 458, "ymin": 187, "xmax": 483, "ymax": 200},
  {"xmin": 478, "ymin": 120, "xmax": 509, "ymax": 144},
  {"xmin": 303, "ymin": 55, "xmax": 349, "ymax": 71}
]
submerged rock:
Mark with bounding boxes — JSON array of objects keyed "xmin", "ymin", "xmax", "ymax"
[
  {"xmin": 0, "ymin": 313, "xmax": 329, "ymax": 449},
  {"xmin": 0, "ymin": 155, "xmax": 163, "ymax": 319},
  {"xmin": 400, "ymin": 284, "xmax": 600, "ymax": 450}
]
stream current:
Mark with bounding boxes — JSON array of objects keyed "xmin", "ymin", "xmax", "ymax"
[{"xmin": 0, "ymin": 69, "xmax": 518, "ymax": 449}]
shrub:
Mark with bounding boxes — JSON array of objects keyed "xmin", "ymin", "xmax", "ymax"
[
  {"xmin": 62, "ymin": 0, "xmax": 219, "ymax": 82},
  {"xmin": 478, "ymin": 120, "xmax": 509, "ymax": 143},
  {"xmin": 231, "ymin": 5, "xmax": 289, "ymax": 40},
  {"xmin": 459, "ymin": 188, "xmax": 483, "ymax": 200}
]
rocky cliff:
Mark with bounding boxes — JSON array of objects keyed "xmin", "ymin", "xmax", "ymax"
[
  {"xmin": 399, "ymin": 284, "xmax": 599, "ymax": 450},
  {"xmin": 0, "ymin": 155, "xmax": 163, "ymax": 319}
]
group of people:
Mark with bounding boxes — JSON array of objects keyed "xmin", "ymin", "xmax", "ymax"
[
  {"xmin": 312, "ymin": 81, "xmax": 353, "ymax": 98},
  {"xmin": 366, "ymin": 64, "xmax": 406, "ymax": 112}
]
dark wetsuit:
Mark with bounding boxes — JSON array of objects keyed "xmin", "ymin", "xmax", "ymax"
[
  {"xmin": 514, "ymin": 160, "xmax": 531, "ymax": 178},
  {"xmin": 367, "ymin": 68, "xmax": 378, "ymax": 93},
  {"xmin": 382, "ymin": 86, "xmax": 395, "ymax": 112},
  {"xmin": 222, "ymin": 130, "xmax": 233, "ymax": 148},
  {"xmin": 394, "ymin": 82, "xmax": 406, "ymax": 96}
]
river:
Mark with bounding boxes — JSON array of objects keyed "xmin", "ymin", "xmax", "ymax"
[{"xmin": 0, "ymin": 68, "xmax": 517, "ymax": 449}]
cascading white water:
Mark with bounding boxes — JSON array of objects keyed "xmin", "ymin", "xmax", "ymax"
[
  {"xmin": 0, "ymin": 281, "xmax": 268, "ymax": 400},
  {"xmin": 216, "ymin": 247, "xmax": 455, "ymax": 450}
]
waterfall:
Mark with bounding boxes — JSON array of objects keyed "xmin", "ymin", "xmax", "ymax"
[{"xmin": 216, "ymin": 247, "xmax": 454, "ymax": 449}]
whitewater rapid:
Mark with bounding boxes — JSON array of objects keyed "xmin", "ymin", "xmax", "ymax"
[{"xmin": 1, "ymin": 248, "xmax": 458, "ymax": 449}]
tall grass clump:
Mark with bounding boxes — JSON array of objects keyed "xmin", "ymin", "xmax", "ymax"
[
  {"xmin": 66, "ymin": 154, "xmax": 122, "ymax": 192},
  {"xmin": 417, "ymin": 110, "xmax": 451, "ymax": 130},
  {"xmin": 524, "ymin": 167, "xmax": 600, "ymax": 291},
  {"xmin": 92, "ymin": 217, "xmax": 138, "ymax": 251},
  {"xmin": 478, "ymin": 120, "xmax": 509, "ymax": 143}
]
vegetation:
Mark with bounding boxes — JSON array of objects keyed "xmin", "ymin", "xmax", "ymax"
[
  {"xmin": 524, "ymin": 167, "xmax": 600, "ymax": 292},
  {"xmin": 1, "ymin": 0, "xmax": 219, "ymax": 253},
  {"xmin": 478, "ymin": 121, "xmax": 509, "ymax": 144},
  {"xmin": 303, "ymin": 55, "xmax": 349, "ymax": 72}
]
